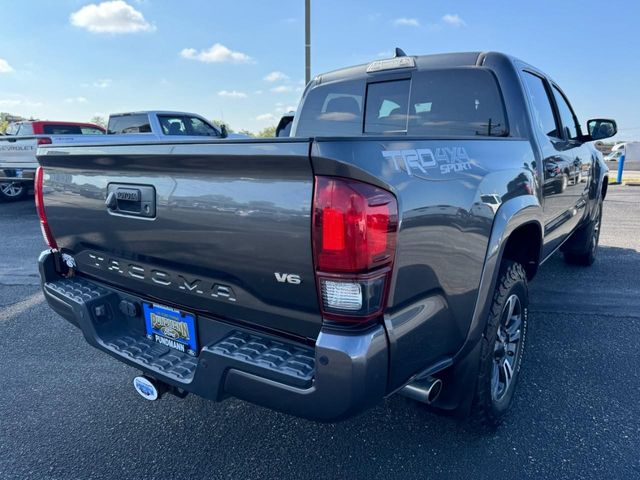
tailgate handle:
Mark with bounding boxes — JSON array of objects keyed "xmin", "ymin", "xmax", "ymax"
[
  {"xmin": 105, "ymin": 184, "xmax": 156, "ymax": 219},
  {"xmin": 105, "ymin": 192, "xmax": 118, "ymax": 210}
]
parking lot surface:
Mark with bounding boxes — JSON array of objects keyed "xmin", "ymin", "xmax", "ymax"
[{"xmin": 1, "ymin": 186, "xmax": 638, "ymax": 480}]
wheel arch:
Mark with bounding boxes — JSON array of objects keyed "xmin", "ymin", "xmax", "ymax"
[{"xmin": 434, "ymin": 195, "xmax": 543, "ymax": 413}]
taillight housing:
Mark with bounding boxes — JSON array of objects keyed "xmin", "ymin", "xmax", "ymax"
[
  {"xmin": 37, "ymin": 137, "xmax": 52, "ymax": 146},
  {"xmin": 312, "ymin": 176, "xmax": 398, "ymax": 324},
  {"xmin": 34, "ymin": 166, "xmax": 58, "ymax": 249}
]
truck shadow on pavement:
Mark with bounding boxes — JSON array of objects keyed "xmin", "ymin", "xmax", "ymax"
[{"xmin": 48, "ymin": 246, "xmax": 638, "ymax": 479}]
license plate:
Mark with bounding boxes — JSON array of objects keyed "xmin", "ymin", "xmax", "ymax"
[{"xmin": 143, "ymin": 303, "xmax": 198, "ymax": 356}]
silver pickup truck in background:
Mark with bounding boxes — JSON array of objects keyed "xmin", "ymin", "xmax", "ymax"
[
  {"xmin": 106, "ymin": 111, "xmax": 233, "ymax": 138},
  {"xmin": 0, "ymin": 112, "xmax": 238, "ymax": 202}
]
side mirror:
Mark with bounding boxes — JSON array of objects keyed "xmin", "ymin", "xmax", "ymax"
[
  {"xmin": 220, "ymin": 124, "xmax": 228, "ymax": 138},
  {"xmin": 587, "ymin": 119, "xmax": 617, "ymax": 141}
]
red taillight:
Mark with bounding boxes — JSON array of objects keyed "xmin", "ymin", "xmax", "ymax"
[
  {"xmin": 34, "ymin": 166, "xmax": 58, "ymax": 249},
  {"xmin": 312, "ymin": 176, "xmax": 398, "ymax": 323},
  {"xmin": 37, "ymin": 137, "xmax": 52, "ymax": 146}
]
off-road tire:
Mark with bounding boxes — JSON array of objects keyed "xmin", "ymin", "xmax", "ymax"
[
  {"xmin": 470, "ymin": 261, "xmax": 528, "ymax": 429},
  {"xmin": 564, "ymin": 198, "xmax": 603, "ymax": 266}
]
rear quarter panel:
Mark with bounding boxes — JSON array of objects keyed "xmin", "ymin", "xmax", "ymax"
[{"xmin": 312, "ymin": 137, "xmax": 538, "ymax": 389}]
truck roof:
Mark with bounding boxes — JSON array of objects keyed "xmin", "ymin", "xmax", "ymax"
[
  {"xmin": 314, "ymin": 51, "xmax": 521, "ymax": 84},
  {"xmin": 109, "ymin": 111, "xmax": 205, "ymax": 118},
  {"xmin": 12, "ymin": 120, "xmax": 104, "ymax": 129}
]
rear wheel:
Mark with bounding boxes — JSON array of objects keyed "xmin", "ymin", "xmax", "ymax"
[
  {"xmin": 564, "ymin": 198, "xmax": 603, "ymax": 266},
  {"xmin": 0, "ymin": 182, "xmax": 27, "ymax": 202},
  {"xmin": 470, "ymin": 261, "xmax": 528, "ymax": 428}
]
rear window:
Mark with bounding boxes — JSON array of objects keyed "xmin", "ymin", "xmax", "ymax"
[
  {"xmin": 295, "ymin": 69, "xmax": 507, "ymax": 137},
  {"xmin": 81, "ymin": 127, "xmax": 105, "ymax": 135},
  {"xmin": 108, "ymin": 114, "xmax": 152, "ymax": 134},
  {"xmin": 43, "ymin": 124, "xmax": 82, "ymax": 135},
  {"xmin": 294, "ymin": 80, "xmax": 364, "ymax": 137}
]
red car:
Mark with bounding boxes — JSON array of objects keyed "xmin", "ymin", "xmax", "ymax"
[{"xmin": 5, "ymin": 120, "xmax": 105, "ymax": 136}]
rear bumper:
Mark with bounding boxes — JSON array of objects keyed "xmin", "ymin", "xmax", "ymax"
[
  {"xmin": 39, "ymin": 250, "xmax": 388, "ymax": 421},
  {"xmin": 0, "ymin": 168, "xmax": 36, "ymax": 181}
]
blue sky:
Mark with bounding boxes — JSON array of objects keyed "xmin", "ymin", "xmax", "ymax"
[{"xmin": 0, "ymin": 0, "xmax": 639, "ymax": 138}]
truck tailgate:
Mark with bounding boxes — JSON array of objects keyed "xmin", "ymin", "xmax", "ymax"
[{"xmin": 38, "ymin": 140, "xmax": 322, "ymax": 339}]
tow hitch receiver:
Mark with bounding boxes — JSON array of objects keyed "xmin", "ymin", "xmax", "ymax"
[{"xmin": 133, "ymin": 376, "xmax": 165, "ymax": 401}]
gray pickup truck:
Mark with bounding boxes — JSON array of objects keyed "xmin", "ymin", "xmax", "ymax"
[{"xmin": 36, "ymin": 51, "xmax": 615, "ymax": 427}]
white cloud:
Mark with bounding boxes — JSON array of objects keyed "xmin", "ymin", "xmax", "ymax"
[
  {"xmin": 180, "ymin": 43, "xmax": 251, "ymax": 63},
  {"xmin": 0, "ymin": 58, "xmax": 13, "ymax": 74},
  {"xmin": 271, "ymin": 85, "xmax": 292, "ymax": 93},
  {"xmin": 256, "ymin": 113, "xmax": 277, "ymax": 122},
  {"xmin": 275, "ymin": 104, "xmax": 296, "ymax": 114},
  {"xmin": 0, "ymin": 97, "xmax": 43, "ymax": 108},
  {"xmin": 264, "ymin": 71, "xmax": 289, "ymax": 82},
  {"xmin": 65, "ymin": 96, "xmax": 88, "ymax": 103},
  {"xmin": 254, "ymin": 90, "xmax": 264, "ymax": 95},
  {"xmin": 442, "ymin": 14, "xmax": 466, "ymax": 27},
  {"xmin": 70, "ymin": 1, "xmax": 155, "ymax": 34},
  {"xmin": 218, "ymin": 90, "xmax": 247, "ymax": 98},
  {"xmin": 82, "ymin": 78, "xmax": 112, "ymax": 88},
  {"xmin": 393, "ymin": 17, "xmax": 420, "ymax": 27}
]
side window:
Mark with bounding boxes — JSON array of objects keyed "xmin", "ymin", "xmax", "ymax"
[
  {"xmin": 159, "ymin": 116, "xmax": 188, "ymax": 135},
  {"xmin": 5, "ymin": 123, "xmax": 18, "ymax": 135},
  {"xmin": 364, "ymin": 80, "xmax": 410, "ymax": 134},
  {"xmin": 551, "ymin": 86, "xmax": 579, "ymax": 140},
  {"xmin": 187, "ymin": 117, "xmax": 219, "ymax": 136},
  {"xmin": 18, "ymin": 123, "xmax": 34, "ymax": 135},
  {"xmin": 522, "ymin": 72, "xmax": 559, "ymax": 138},
  {"xmin": 108, "ymin": 114, "xmax": 151, "ymax": 134}
]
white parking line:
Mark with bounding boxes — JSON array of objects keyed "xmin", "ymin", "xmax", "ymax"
[{"xmin": 1, "ymin": 290, "xmax": 44, "ymax": 323}]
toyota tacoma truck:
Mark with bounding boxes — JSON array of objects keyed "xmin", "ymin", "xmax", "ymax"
[{"xmin": 35, "ymin": 51, "xmax": 615, "ymax": 427}]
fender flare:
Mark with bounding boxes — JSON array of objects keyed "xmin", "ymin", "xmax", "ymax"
[{"xmin": 434, "ymin": 194, "xmax": 543, "ymax": 411}]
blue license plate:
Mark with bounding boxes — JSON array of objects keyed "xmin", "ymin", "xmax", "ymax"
[{"xmin": 143, "ymin": 303, "xmax": 198, "ymax": 356}]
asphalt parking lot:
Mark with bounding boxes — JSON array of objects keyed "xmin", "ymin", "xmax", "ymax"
[{"xmin": 0, "ymin": 187, "xmax": 638, "ymax": 480}]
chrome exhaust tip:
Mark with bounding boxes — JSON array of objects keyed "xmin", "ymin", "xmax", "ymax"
[{"xmin": 399, "ymin": 377, "xmax": 443, "ymax": 404}]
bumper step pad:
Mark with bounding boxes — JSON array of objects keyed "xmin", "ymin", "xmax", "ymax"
[
  {"xmin": 212, "ymin": 331, "xmax": 315, "ymax": 384},
  {"xmin": 105, "ymin": 334, "xmax": 198, "ymax": 381},
  {"xmin": 44, "ymin": 276, "xmax": 315, "ymax": 387}
]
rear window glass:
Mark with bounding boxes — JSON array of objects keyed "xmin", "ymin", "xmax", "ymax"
[
  {"xmin": 295, "ymin": 69, "xmax": 508, "ymax": 137},
  {"xmin": 108, "ymin": 114, "xmax": 152, "ymax": 134},
  {"xmin": 43, "ymin": 124, "xmax": 82, "ymax": 135},
  {"xmin": 81, "ymin": 127, "xmax": 105, "ymax": 135},
  {"xmin": 294, "ymin": 80, "xmax": 364, "ymax": 137},
  {"xmin": 365, "ymin": 80, "xmax": 410, "ymax": 134},
  {"xmin": 408, "ymin": 70, "xmax": 507, "ymax": 136}
]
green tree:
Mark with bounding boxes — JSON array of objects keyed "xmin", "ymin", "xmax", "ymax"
[
  {"xmin": 237, "ymin": 129, "xmax": 254, "ymax": 137},
  {"xmin": 90, "ymin": 115, "xmax": 107, "ymax": 128},
  {"xmin": 210, "ymin": 119, "xmax": 234, "ymax": 133},
  {"xmin": 255, "ymin": 125, "xmax": 276, "ymax": 138}
]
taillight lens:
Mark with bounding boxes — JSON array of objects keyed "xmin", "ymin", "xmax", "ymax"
[
  {"xmin": 312, "ymin": 176, "xmax": 398, "ymax": 323},
  {"xmin": 37, "ymin": 137, "xmax": 52, "ymax": 146},
  {"xmin": 34, "ymin": 166, "xmax": 58, "ymax": 249}
]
